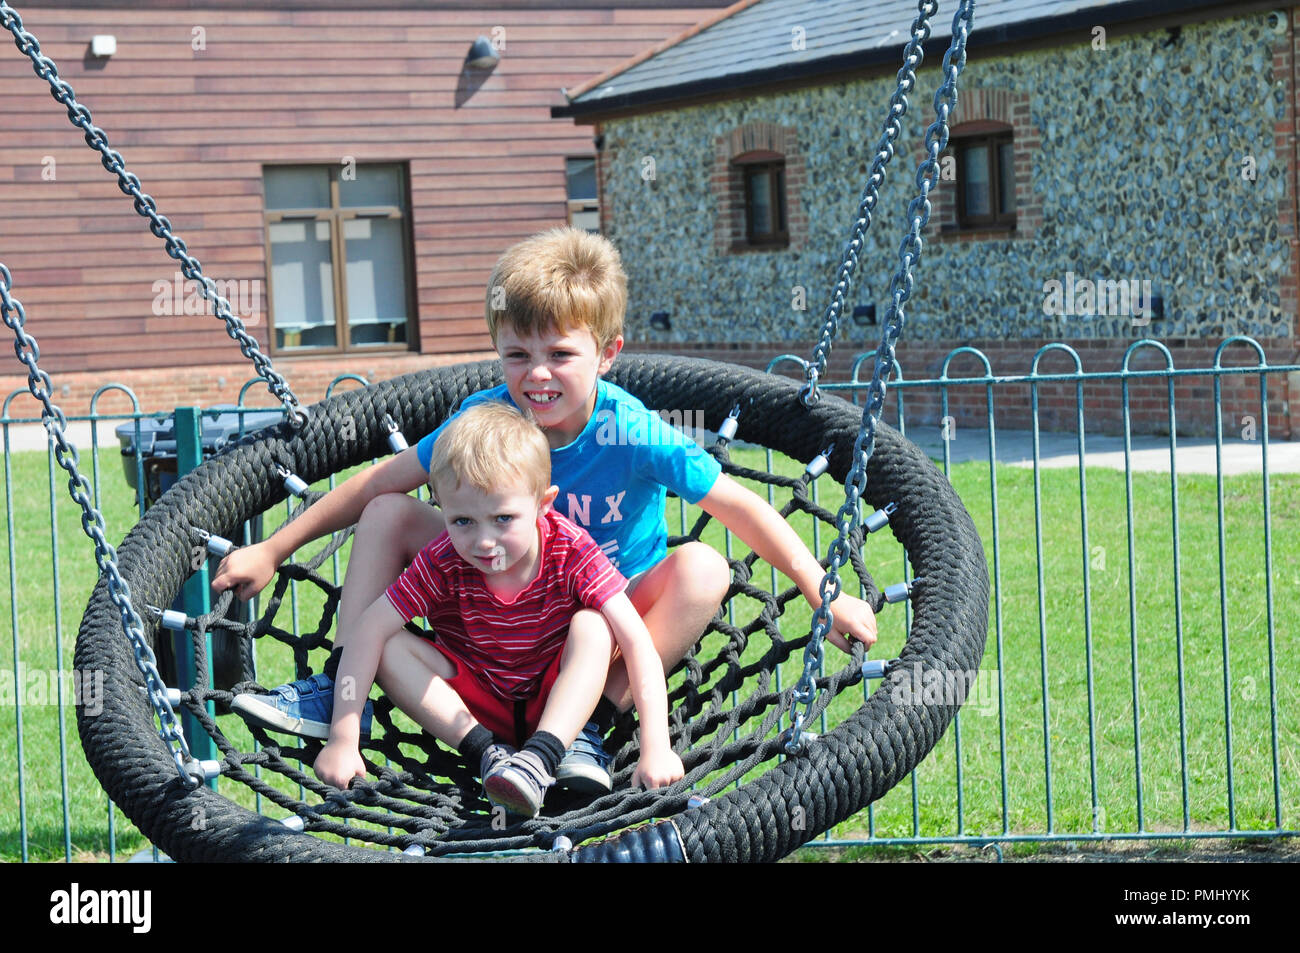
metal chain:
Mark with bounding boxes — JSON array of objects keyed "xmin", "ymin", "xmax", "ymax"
[
  {"xmin": 787, "ymin": 0, "xmax": 976, "ymax": 753},
  {"xmin": 0, "ymin": 264, "xmax": 201, "ymax": 787},
  {"xmin": 802, "ymin": 0, "xmax": 941, "ymax": 406},
  {"xmin": 0, "ymin": 1, "xmax": 307, "ymax": 427}
]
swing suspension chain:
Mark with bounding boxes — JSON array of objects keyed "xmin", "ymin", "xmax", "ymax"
[
  {"xmin": 0, "ymin": 0, "xmax": 972, "ymax": 769},
  {"xmin": 0, "ymin": 265, "xmax": 200, "ymax": 787},
  {"xmin": 0, "ymin": 2, "xmax": 307, "ymax": 427},
  {"xmin": 787, "ymin": 0, "xmax": 976, "ymax": 754},
  {"xmin": 802, "ymin": 0, "xmax": 940, "ymax": 406}
]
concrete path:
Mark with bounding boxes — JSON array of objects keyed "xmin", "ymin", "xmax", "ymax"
[
  {"xmin": 904, "ymin": 426, "xmax": 1300, "ymax": 476},
  {"xmin": 4, "ymin": 420, "xmax": 100, "ymax": 453}
]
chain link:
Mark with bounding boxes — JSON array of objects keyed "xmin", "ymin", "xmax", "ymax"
[
  {"xmin": 787, "ymin": 0, "xmax": 976, "ymax": 754},
  {"xmin": 0, "ymin": 2, "xmax": 306, "ymax": 427},
  {"xmin": 0, "ymin": 0, "xmax": 279, "ymax": 783},
  {"xmin": 802, "ymin": 0, "xmax": 940, "ymax": 405},
  {"xmin": 0, "ymin": 264, "xmax": 200, "ymax": 787}
]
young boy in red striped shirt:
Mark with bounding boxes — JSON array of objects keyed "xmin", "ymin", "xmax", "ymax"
[{"xmin": 312, "ymin": 400, "xmax": 683, "ymax": 817}]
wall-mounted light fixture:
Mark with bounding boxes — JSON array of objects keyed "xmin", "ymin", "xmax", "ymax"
[
  {"xmin": 466, "ymin": 36, "xmax": 500, "ymax": 69},
  {"xmin": 90, "ymin": 35, "xmax": 117, "ymax": 58}
]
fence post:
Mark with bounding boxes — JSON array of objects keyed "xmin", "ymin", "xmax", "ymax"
[{"xmin": 174, "ymin": 406, "xmax": 218, "ymax": 787}]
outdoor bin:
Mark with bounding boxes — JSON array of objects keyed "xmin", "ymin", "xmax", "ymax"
[{"xmin": 116, "ymin": 406, "xmax": 283, "ymax": 693}]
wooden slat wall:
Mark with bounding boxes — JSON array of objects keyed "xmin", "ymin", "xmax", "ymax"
[{"xmin": 0, "ymin": 4, "xmax": 722, "ymax": 374}]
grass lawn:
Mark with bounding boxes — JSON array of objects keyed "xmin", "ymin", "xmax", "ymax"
[{"xmin": 1, "ymin": 430, "xmax": 1296, "ymax": 861}]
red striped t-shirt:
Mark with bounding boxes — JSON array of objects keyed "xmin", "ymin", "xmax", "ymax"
[{"xmin": 384, "ymin": 509, "xmax": 627, "ymax": 701}]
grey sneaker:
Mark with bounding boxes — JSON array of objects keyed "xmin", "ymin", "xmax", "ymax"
[
  {"xmin": 483, "ymin": 750, "xmax": 555, "ymax": 818},
  {"xmin": 478, "ymin": 742, "xmax": 516, "ymax": 781}
]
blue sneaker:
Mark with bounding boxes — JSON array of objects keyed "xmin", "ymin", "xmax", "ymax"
[
  {"xmin": 231, "ymin": 673, "xmax": 372, "ymax": 741},
  {"xmin": 555, "ymin": 721, "xmax": 612, "ymax": 795}
]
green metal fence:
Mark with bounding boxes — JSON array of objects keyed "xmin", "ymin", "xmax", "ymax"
[
  {"xmin": 2, "ymin": 339, "xmax": 1296, "ymax": 861},
  {"xmin": 770, "ymin": 335, "xmax": 1295, "ymax": 854}
]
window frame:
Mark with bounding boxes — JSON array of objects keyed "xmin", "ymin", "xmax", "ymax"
[
  {"xmin": 953, "ymin": 129, "xmax": 1016, "ymax": 231},
  {"xmin": 262, "ymin": 163, "xmax": 418, "ymax": 356},
  {"xmin": 733, "ymin": 150, "xmax": 789, "ymax": 250},
  {"xmin": 565, "ymin": 155, "xmax": 600, "ymax": 233}
]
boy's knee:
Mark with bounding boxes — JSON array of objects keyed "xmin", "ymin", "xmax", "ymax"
[
  {"xmin": 375, "ymin": 636, "xmax": 412, "ymax": 689},
  {"xmin": 677, "ymin": 542, "xmax": 731, "ymax": 602},
  {"xmin": 358, "ymin": 493, "xmax": 443, "ymax": 554},
  {"xmin": 359, "ymin": 492, "xmax": 426, "ymax": 528},
  {"xmin": 377, "ymin": 632, "xmax": 456, "ymax": 685},
  {"xmin": 357, "ymin": 493, "xmax": 406, "ymax": 534}
]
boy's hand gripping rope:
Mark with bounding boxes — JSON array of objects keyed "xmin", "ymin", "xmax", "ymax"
[{"xmin": 786, "ymin": 0, "xmax": 975, "ymax": 755}]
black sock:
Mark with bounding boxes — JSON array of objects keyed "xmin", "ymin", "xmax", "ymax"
[
  {"xmin": 523, "ymin": 731, "xmax": 566, "ymax": 777},
  {"xmin": 458, "ymin": 724, "xmax": 495, "ymax": 769},
  {"xmin": 590, "ymin": 697, "xmax": 618, "ymax": 735},
  {"xmin": 323, "ymin": 645, "xmax": 344, "ymax": 681}
]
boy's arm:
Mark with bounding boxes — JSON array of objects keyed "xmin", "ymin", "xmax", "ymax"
[
  {"xmin": 314, "ymin": 595, "xmax": 409, "ymax": 788},
  {"xmin": 696, "ymin": 473, "xmax": 878, "ymax": 651},
  {"xmin": 600, "ymin": 591, "xmax": 684, "ymax": 789},
  {"xmin": 212, "ymin": 447, "xmax": 430, "ymax": 601}
]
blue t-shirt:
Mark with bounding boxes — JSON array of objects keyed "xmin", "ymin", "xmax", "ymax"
[{"xmin": 415, "ymin": 380, "xmax": 721, "ymax": 577}]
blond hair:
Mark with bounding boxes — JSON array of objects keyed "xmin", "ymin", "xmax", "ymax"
[
  {"xmin": 484, "ymin": 226, "xmax": 626, "ymax": 350},
  {"xmin": 428, "ymin": 401, "xmax": 551, "ymax": 501}
]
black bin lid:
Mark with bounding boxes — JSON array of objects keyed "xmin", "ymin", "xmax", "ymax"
[{"xmin": 116, "ymin": 405, "xmax": 285, "ymax": 458}]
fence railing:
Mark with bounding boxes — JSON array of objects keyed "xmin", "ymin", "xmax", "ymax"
[
  {"xmin": 764, "ymin": 336, "xmax": 1295, "ymax": 853},
  {"xmin": 0, "ymin": 377, "xmax": 375, "ymax": 862},
  {"xmin": 2, "ymin": 339, "xmax": 1296, "ymax": 861}
]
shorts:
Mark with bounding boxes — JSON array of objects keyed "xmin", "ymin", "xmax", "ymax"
[{"xmin": 427, "ymin": 637, "xmax": 566, "ymax": 748}]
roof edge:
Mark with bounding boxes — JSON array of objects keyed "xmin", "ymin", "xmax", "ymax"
[
  {"xmin": 565, "ymin": 0, "xmax": 766, "ymax": 102},
  {"xmin": 553, "ymin": 0, "xmax": 1275, "ymax": 120}
]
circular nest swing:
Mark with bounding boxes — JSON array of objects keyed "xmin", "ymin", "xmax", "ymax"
[{"xmin": 75, "ymin": 354, "xmax": 988, "ymax": 862}]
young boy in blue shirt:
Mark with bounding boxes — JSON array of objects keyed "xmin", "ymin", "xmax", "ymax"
[{"xmin": 216, "ymin": 226, "xmax": 878, "ymax": 794}]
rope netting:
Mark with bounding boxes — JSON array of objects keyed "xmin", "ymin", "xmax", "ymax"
[
  {"xmin": 181, "ymin": 422, "xmax": 883, "ymax": 855},
  {"xmin": 77, "ymin": 356, "xmax": 989, "ymax": 862}
]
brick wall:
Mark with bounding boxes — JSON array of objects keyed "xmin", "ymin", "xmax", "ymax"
[
  {"xmin": 711, "ymin": 122, "xmax": 809, "ymax": 254},
  {"xmin": 0, "ymin": 350, "xmax": 494, "ymax": 419},
  {"xmin": 7, "ymin": 337, "xmax": 1291, "ymax": 438}
]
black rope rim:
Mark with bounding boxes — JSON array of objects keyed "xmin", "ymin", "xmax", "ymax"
[{"xmin": 75, "ymin": 354, "xmax": 988, "ymax": 862}]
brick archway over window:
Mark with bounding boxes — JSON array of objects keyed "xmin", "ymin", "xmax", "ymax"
[
  {"xmin": 930, "ymin": 88, "xmax": 1042, "ymax": 241},
  {"xmin": 713, "ymin": 122, "xmax": 807, "ymax": 254}
]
